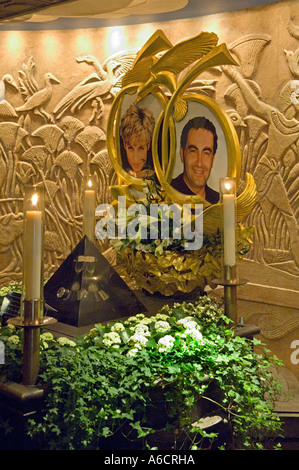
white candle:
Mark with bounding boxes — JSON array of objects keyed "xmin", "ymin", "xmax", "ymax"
[
  {"xmin": 223, "ymin": 193, "xmax": 236, "ymax": 266},
  {"xmin": 84, "ymin": 178, "xmax": 95, "ymax": 240},
  {"xmin": 24, "ymin": 195, "xmax": 42, "ymax": 300}
]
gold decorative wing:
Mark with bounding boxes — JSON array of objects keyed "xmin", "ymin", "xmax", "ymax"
[{"xmin": 151, "ymin": 31, "xmax": 219, "ymax": 75}]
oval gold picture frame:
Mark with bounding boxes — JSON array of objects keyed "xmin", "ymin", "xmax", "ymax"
[
  {"xmin": 152, "ymin": 93, "xmax": 241, "ymax": 208},
  {"xmin": 106, "ymin": 84, "xmax": 168, "ymax": 193}
]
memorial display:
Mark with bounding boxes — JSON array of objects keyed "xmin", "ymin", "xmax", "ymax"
[
  {"xmin": 106, "ymin": 30, "xmax": 256, "ymax": 299},
  {"xmin": 0, "ymin": 22, "xmax": 289, "ymax": 451}
]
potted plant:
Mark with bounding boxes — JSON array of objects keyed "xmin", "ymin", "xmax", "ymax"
[{"xmin": 0, "ymin": 295, "xmax": 283, "ymax": 450}]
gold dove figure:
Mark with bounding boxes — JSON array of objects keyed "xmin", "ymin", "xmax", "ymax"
[{"xmin": 122, "ymin": 31, "xmax": 219, "ymax": 121}]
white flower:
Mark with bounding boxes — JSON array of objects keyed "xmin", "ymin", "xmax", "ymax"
[
  {"xmin": 133, "ymin": 323, "xmax": 150, "ymax": 336},
  {"xmin": 57, "ymin": 337, "xmax": 76, "ymax": 347},
  {"xmin": 154, "ymin": 320, "xmax": 171, "ymax": 333},
  {"xmin": 41, "ymin": 332, "xmax": 54, "ymax": 342},
  {"xmin": 181, "ymin": 329, "xmax": 203, "ymax": 342},
  {"xmin": 136, "ymin": 313, "xmax": 145, "ymax": 320},
  {"xmin": 157, "ymin": 335, "xmax": 175, "ymax": 352},
  {"xmin": 126, "ymin": 316, "xmax": 138, "ymax": 323},
  {"xmin": 126, "ymin": 348, "xmax": 139, "ymax": 357},
  {"xmin": 87, "ymin": 328, "xmax": 98, "ymax": 338},
  {"xmin": 178, "ymin": 317, "xmax": 201, "ymax": 332},
  {"xmin": 128, "ymin": 333, "xmax": 148, "ymax": 349},
  {"xmin": 111, "ymin": 322, "xmax": 125, "ymax": 333},
  {"xmin": 7, "ymin": 335, "xmax": 20, "ymax": 345},
  {"xmin": 102, "ymin": 331, "xmax": 122, "ymax": 347},
  {"xmin": 139, "ymin": 317, "xmax": 153, "ymax": 325},
  {"xmin": 155, "ymin": 313, "xmax": 169, "ymax": 321}
]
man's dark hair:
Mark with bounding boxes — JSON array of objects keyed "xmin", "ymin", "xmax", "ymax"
[{"xmin": 180, "ymin": 116, "xmax": 218, "ymax": 154}]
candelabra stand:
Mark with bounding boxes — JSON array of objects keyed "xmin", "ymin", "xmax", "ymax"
[
  {"xmin": 212, "ymin": 265, "xmax": 248, "ymax": 324},
  {"xmin": 8, "ymin": 302, "xmax": 57, "ymax": 386}
]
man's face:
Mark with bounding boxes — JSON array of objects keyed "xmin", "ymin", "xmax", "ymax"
[
  {"xmin": 124, "ymin": 137, "xmax": 150, "ymax": 176},
  {"xmin": 180, "ymin": 128, "xmax": 215, "ymax": 194}
]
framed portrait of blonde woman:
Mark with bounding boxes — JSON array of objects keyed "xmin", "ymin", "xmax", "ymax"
[{"xmin": 107, "ymin": 84, "xmax": 168, "ymax": 191}]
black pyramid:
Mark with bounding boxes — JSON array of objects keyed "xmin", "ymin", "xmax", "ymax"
[{"xmin": 44, "ymin": 236, "xmax": 147, "ymax": 327}]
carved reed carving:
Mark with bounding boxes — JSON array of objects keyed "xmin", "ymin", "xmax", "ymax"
[{"xmin": 0, "ymin": 54, "xmax": 132, "ymax": 284}]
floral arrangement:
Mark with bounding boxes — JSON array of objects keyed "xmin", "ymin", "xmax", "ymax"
[
  {"xmin": 84, "ymin": 295, "xmax": 223, "ymax": 357},
  {"xmin": 108, "ymin": 178, "xmax": 253, "ymax": 295}
]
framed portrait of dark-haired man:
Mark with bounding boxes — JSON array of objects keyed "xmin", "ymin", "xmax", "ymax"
[{"xmin": 153, "ymin": 94, "xmax": 241, "ymax": 207}]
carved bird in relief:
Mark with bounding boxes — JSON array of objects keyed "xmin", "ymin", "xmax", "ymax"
[
  {"xmin": 53, "ymin": 60, "xmax": 121, "ymax": 120},
  {"xmin": 284, "ymin": 48, "xmax": 299, "ymax": 77},
  {"xmin": 0, "ymin": 74, "xmax": 18, "ymax": 118},
  {"xmin": 54, "ymin": 52, "xmax": 136, "ymax": 121},
  {"xmin": 16, "ymin": 57, "xmax": 60, "ymax": 122},
  {"xmin": 122, "ymin": 30, "xmax": 219, "ymax": 120}
]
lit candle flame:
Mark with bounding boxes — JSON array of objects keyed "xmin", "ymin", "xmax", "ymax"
[
  {"xmin": 224, "ymin": 182, "xmax": 231, "ymax": 191},
  {"xmin": 87, "ymin": 179, "xmax": 92, "ymax": 188},
  {"xmin": 32, "ymin": 193, "xmax": 38, "ymax": 206}
]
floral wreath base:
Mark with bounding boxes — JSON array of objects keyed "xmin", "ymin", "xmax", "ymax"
[{"xmin": 117, "ymin": 247, "xmax": 222, "ymax": 297}]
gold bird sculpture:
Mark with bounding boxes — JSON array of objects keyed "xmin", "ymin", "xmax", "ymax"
[{"xmin": 122, "ymin": 30, "xmax": 219, "ymax": 120}]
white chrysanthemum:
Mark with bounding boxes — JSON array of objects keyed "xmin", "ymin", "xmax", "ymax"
[
  {"xmin": 157, "ymin": 335, "xmax": 175, "ymax": 352},
  {"xmin": 154, "ymin": 320, "xmax": 171, "ymax": 333}
]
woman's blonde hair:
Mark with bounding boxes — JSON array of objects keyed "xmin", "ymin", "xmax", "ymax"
[{"xmin": 120, "ymin": 103, "xmax": 155, "ymax": 145}]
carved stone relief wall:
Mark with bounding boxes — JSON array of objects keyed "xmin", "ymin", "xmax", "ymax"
[{"xmin": 0, "ymin": 0, "xmax": 298, "ymax": 375}]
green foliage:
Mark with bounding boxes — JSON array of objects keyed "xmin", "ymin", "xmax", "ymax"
[{"xmin": 0, "ymin": 296, "xmax": 283, "ymax": 450}]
